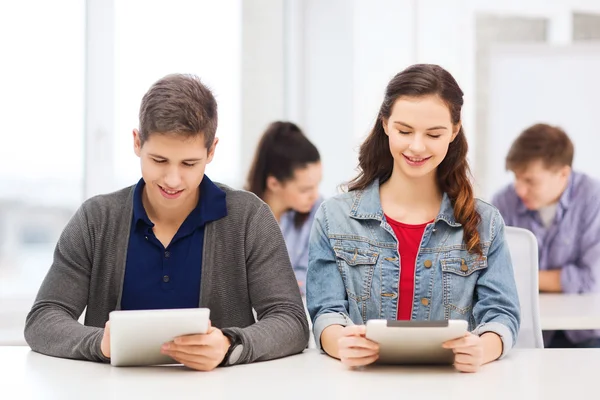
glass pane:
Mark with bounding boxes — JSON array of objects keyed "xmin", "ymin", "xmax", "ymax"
[
  {"xmin": 0, "ymin": 0, "xmax": 85, "ymax": 343},
  {"xmin": 573, "ymin": 12, "xmax": 600, "ymax": 41},
  {"xmin": 474, "ymin": 14, "xmax": 548, "ymax": 198}
]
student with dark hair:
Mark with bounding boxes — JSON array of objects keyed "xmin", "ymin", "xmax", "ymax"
[
  {"xmin": 25, "ymin": 74, "xmax": 309, "ymax": 370},
  {"xmin": 307, "ymin": 64, "xmax": 520, "ymax": 372},
  {"xmin": 493, "ymin": 123, "xmax": 600, "ymax": 348},
  {"xmin": 246, "ymin": 121, "xmax": 323, "ymax": 295}
]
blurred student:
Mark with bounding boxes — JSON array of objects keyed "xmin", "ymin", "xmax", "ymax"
[
  {"xmin": 246, "ymin": 121, "xmax": 323, "ymax": 295},
  {"xmin": 25, "ymin": 74, "xmax": 309, "ymax": 370},
  {"xmin": 492, "ymin": 123, "xmax": 600, "ymax": 348},
  {"xmin": 307, "ymin": 64, "xmax": 521, "ymax": 372}
]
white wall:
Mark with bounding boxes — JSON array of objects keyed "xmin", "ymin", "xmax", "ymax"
[
  {"xmin": 414, "ymin": 0, "xmax": 600, "ymax": 193},
  {"xmin": 239, "ymin": 0, "xmax": 286, "ymax": 190},
  {"xmin": 300, "ymin": 0, "xmax": 355, "ymax": 196},
  {"xmin": 352, "ymin": 0, "xmax": 416, "ymax": 148},
  {"xmin": 291, "ymin": 0, "xmax": 600, "ymax": 197},
  {"xmin": 86, "ymin": 0, "xmax": 244, "ymax": 196},
  {"xmin": 416, "ymin": 0, "xmax": 475, "ymax": 146},
  {"xmin": 85, "ymin": 0, "xmax": 115, "ymax": 198},
  {"xmin": 81, "ymin": 0, "xmax": 600, "ymax": 198},
  {"xmin": 299, "ymin": 0, "xmax": 415, "ymax": 196},
  {"xmin": 484, "ymin": 43, "xmax": 600, "ymax": 199}
]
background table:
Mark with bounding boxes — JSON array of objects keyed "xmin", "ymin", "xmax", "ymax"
[{"xmin": 539, "ymin": 293, "xmax": 600, "ymax": 330}]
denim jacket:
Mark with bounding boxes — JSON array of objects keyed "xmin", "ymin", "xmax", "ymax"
[{"xmin": 306, "ymin": 180, "xmax": 521, "ymax": 358}]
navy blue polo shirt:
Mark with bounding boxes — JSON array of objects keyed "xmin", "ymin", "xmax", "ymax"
[{"xmin": 120, "ymin": 176, "xmax": 227, "ymax": 310}]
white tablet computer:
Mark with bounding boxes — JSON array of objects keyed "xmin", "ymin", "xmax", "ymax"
[
  {"xmin": 109, "ymin": 308, "xmax": 210, "ymax": 367},
  {"xmin": 365, "ymin": 319, "xmax": 468, "ymax": 365}
]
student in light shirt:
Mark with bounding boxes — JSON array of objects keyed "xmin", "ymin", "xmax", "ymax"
[
  {"xmin": 245, "ymin": 121, "xmax": 323, "ymax": 296},
  {"xmin": 25, "ymin": 74, "xmax": 309, "ymax": 370},
  {"xmin": 307, "ymin": 64, "xmax": 521, "ymax": 372},
  {"xmin": 492, "ymin": 123, "xmax": 600, "ymax": 348}
]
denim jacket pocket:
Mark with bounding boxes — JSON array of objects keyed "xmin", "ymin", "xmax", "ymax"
[
  {"xmin": 441, "ymin": 256, "xmax": 488, "ymax": 318},
  {"xmin": 333, "ymin": 247, "xmax": 378, "ymax": 301}
]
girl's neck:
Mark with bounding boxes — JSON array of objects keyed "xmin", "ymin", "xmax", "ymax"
[
  {"xmin": 379, "ymin": 169, "xmax": 442, "ymax": 224},
  {"xmin": 263, "ymin": 190, "xmax": 287, "ymax": 223}
]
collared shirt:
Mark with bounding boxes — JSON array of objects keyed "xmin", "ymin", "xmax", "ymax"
[
  {"xmin": 492, "ymin": 171, "xmax": 600, "ymax": 344},
  {"xmin": 279, "ymin": 197, "xmax": 323, "ymax": 295},
  {"xmin": 538, "ymin": 203, "xmax": 558, "ymax": 228},
  {"xmin": 120, "ymin": 175, "xmax": 227, "ymax": 310}
]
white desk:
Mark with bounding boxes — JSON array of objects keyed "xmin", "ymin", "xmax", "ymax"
[
  {"xmin": 539, "ymin": 293, "xmax": 600, "ymax": 330},
  {"xmin": 1, "ymin": 346, "xmax": 598, "ymax": 400}
]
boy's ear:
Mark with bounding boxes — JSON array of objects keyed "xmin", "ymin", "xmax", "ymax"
[
  {"xmin": 133, "ymin": 129, "xmax": 142, "ymax": 156},
  {"xmin": 206, "ymin": 137, "xmax": 219, "ymax": 164}
]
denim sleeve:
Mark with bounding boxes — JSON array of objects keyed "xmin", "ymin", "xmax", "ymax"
[
  {"xmin": 560, "ymin": 195, "xmax": 600, "ymax": 294},
  {"xmin": 472, "ymin": 210, "xmax": 521, "ymax": 358},
  {"xmin": 306, "ymin": 203, "xmax": 353, "ymax": 350}
]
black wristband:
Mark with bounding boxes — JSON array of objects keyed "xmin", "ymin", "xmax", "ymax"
[{"xmin": 220, "ymin": 330, "xmax": 240, "ymax": 366}]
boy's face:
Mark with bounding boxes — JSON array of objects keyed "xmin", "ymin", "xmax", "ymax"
[
  {"xmin": 133, "ymin": 130, "xmax": 217, "ymax": 214},
  {"xmin": 511, "ymin": 159, "xmax": 570, "ymax": 210}
]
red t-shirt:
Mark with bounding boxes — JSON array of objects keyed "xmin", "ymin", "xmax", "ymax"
[{"xmin": 385, "ymin": 215, "xmax": 429, "ymax": 320}]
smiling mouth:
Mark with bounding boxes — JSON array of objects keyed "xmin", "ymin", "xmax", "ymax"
[
  {"xmin": 159, "ymin": 185, "xmax": 183, "ymax": 195},
  {"xmin": 403, "ymin": 154, "xmax": 432, "ymax": 164}
]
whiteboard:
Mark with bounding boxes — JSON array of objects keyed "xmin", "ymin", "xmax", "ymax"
[{"xmin": 481, "ymin": 43, "xmax": 600, "ymax": 200}]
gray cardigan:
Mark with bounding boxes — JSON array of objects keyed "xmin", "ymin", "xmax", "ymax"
[{"xmin": 24, "ymin": 183, "xmax": 309, "ymax": 365}]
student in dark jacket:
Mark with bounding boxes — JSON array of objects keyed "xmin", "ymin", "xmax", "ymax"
[{"xmin": 25, "ymin": 74, "xmax": 309, "ymax": 370}]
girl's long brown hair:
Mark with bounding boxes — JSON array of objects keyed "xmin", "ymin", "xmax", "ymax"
[{"xmin": 347, "ymin": 64, "xmax": 482, "ymax": 255}]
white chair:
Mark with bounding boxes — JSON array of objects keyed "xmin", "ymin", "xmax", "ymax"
[{"xmin": 504, "ymin": 226, "xmax": 544, "ymax": 348}]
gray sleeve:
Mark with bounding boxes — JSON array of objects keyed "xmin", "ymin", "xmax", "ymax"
[
  {"xmin": 24, "ymin": 204, "xmax": 109, "ymax": 362},
  {"xmin": 222, "ymin": 203, "xmax": 309, "ymax": 364}
]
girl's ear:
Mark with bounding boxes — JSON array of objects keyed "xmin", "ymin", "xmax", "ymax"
[
  {"xmin": 450, "ymin": 122, "xmax": 461, "ymax": 142},
  {"xmin": 266, "ymin": 175, "xmax": 281, "ymax": 192},
  {"xmin": 382, "ymin": 118, "xmax": 389, "ymax": 136}
]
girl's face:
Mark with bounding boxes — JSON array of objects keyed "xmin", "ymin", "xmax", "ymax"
[
  {"xmin": 268, "ymin": 162, "xmax": 322, "ymax": 213},
  {"xmin": 383, "ymin": 95, "xmax": 460, "ymax": 181}
]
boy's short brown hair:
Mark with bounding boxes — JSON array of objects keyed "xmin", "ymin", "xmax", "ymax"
[
  {"xmin": 506, "ymin": 123, "xmax": 574, "ymax": 171},
  {"xmin": 138, "ymin": 74, "xmax": 218, "ymax": 148}
]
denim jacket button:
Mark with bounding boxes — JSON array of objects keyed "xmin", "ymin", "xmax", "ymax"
[
  {"xmin": 424, "ymin": 260, "xmax": 432, "ymax": 268},
  {"xmin": 421, "ymin": 298, "xmax": 429, "ymax": 306}
]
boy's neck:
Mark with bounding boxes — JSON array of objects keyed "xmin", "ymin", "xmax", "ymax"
[{"xmin": 142, "ymin": 186, "xmax": 200, "ymax": 226}]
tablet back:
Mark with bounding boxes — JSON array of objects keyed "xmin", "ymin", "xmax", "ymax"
[
  {"xmin": 365, "ymin": 320, "xmax": 468, "ymax": 365},
  {"xmin": 109, "ymin": 308, "xmax": 210, "ymax": 367}
]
